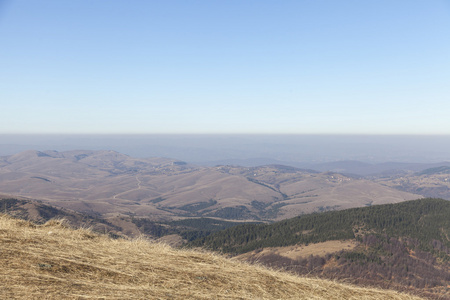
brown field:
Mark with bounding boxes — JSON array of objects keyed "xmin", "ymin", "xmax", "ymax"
[
  {"xmin": 237, "ymin": 240, "xmax": 358, "ymax": 261},
  {"xmin": 0, "ymin": 214, "xmax": 423, "ymax": 300}
]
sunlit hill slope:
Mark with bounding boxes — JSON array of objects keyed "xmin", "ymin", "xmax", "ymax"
[{"xmin": 0, "ymin": 214, "xmax": 423, "ymax": 300}]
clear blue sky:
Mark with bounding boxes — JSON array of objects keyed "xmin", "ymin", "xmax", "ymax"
[{"xmin": 1, "ymin": 0, "xmax": 449, "ymax": 134}]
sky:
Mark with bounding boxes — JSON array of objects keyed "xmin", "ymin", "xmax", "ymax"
[{"xmin": 1, "ymin": 0, "xmax": 450, "ymax": 135}]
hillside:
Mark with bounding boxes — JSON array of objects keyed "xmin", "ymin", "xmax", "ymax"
[
  {"xmin": 188, "ymin": 198, "xmax": 449, "ymax": 253},
  {"xmin": 0, "ymin": 150, "xmax": 421, "ymax": 221},
  {"xmin": 0, "ymin": 197, "xmax": 127, "ymax": 235},
  {"xmin": 188, "ymin": 198, "xmax": 450, "ymax": 298},
  {"xmin": 378, "ymin": 167, "xmax": 450, "ymax": 200},
  {"xmin": 0, "ymin": 197, "xmax": 253, "ymax": 244},
  {"xmin": 0, "ymin": 214, "xmax": 424, "ymax": 300}
]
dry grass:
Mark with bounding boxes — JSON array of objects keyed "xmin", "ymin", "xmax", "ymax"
[
  {"xmin": 237, "ymin": 240, "xmax": 358, "ymax": 261},
  {"xmin": 0, "ymin": 214, "xmax": 424, "ymax": 300}
]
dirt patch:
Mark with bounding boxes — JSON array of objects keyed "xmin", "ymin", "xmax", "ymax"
[{"xmin": 157, "ymin": 234, "xmax": 184, "ymax": 247}]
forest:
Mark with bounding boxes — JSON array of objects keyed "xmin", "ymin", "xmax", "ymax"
[
  {"xmin": 187, "ymin": 198, "xmax": 450, "ymax": 298},
  {"xmin": 188, "ymin": 198, "xmax": 449, "ymax": 258}
]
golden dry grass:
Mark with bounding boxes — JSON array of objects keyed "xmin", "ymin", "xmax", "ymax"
[
  {"xmin": 236, "ymin": 240, "xmax": 358, "ymax": 261},
  {"xmin": 0, "ymin": 214, "xmax": 424, "ymax": 300}
]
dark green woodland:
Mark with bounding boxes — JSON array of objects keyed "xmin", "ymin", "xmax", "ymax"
[{"xmin": 187, "ymin": 198, "xmax": 449, "ymax": 259}]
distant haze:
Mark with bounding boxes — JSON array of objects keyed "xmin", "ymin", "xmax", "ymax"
[{"xmin": 1, "ymin": 134, "xmax": 449, "ymax": 165}]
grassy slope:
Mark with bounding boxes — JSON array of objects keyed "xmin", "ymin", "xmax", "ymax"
[
  {"xmin": 0, "ymin": 214, "xmax": 422, "ymax": 300},
  {"xmin": 0, "ymin": 197, "xmax": 258, "ymax": 242}
]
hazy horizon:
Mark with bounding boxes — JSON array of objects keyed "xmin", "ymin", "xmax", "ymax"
[
  {"xmin": 1, "ymin": 2, "xmax": 449, "ymax": 165},
  {"xmin": 1, "ymin": 134, "xmax": 450, "ymax": 165}
]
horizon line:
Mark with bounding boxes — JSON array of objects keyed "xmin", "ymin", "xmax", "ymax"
[{"xmin": 1, "ymin": 133, "xmax": 450, "ymax": 137}]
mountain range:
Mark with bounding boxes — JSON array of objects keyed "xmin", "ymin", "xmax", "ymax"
[{"xmin": 0, "ymin": 150, "xmax": 426, "ymax": 222}]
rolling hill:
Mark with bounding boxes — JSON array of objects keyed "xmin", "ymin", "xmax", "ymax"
[
  {"xmin": 0, "ymin": 150, "xmax": 422, "ymax": 221},
  {"xmin": 0, "ymin": 213, "xmax": 424, "ymax": 299},
  {"xmin": 377, "ymin": 167, "xmax": 450, "ymax": 200}
]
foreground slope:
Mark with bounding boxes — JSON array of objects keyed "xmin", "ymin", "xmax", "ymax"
[{"xmin": 0, "ymin": 215, "xmax": 422, "ymax": 300}]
